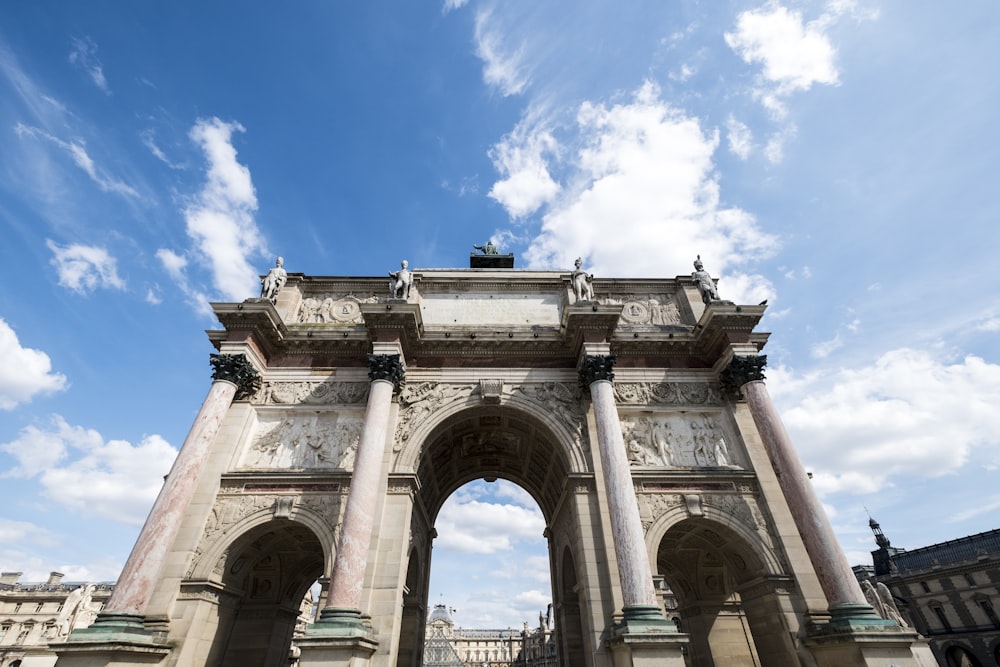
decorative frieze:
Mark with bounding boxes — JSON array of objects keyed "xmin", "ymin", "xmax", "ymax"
[
  {"xmin": 613, "ymin": 382, "xmax": 723, "ymax": 406},
  {"xmin": 250, "ymin": 380, "xmax": 369, "ymax": 406}
]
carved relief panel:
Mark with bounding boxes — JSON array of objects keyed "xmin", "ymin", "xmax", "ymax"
[
  {"xmin": 621, "ymin": 411, "xmax": 741, "ymax": 469},
  {"xmin": 240, "ymin": 410, "xmax": 363, "ymax": 471},
  {"xmin": 296, "ymin": 294, "xmax": 380, "ymax": 325},
  {"xmin": 601, "ymin": 293, "xmax": 687, "ymax": 327}
]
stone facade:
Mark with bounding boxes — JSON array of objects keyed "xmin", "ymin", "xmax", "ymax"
[
  {"xmin": 422, "ymin": 604, "xmax": 554, "ymax": 667},
  {"xmin": 49, "ymin": 262, "xmax": 935, "ymax": 667},
  {"xmin": 862, "ymin": 522, "xmax": 1000, "ymax": 666},
  {"xmin": 0, "ymin": 572, "xmax": 111, "ymax": 667}
]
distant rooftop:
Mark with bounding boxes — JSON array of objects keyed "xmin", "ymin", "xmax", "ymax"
[{"xmin": 890, "ymin": 528, "xmax": 1000, "ymax": 573}]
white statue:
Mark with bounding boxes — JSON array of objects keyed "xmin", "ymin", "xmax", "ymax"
[
  {"xmin": 261, "ymin": 256, "xmax": 287, "ymax": 302},
  {"xmin": 571, "ymin": 258, "xmax": 594, "ymax": 302},
  {"xmin": 389, "ymin": 260, "xmax": 412, "ymax": 300},
  {"xmin": 713, "ymin": 437, "xmax": 732, "ymax": 467},
  {"xmin": 877, "ymin": 582, "xmax": 908, "ymax": 627},
  {"xmin": 692, "ymin": 255, "xmax": 720, "ymax": 304}
]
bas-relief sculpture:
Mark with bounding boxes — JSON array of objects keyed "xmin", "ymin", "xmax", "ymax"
[
  {"xmin": 243, "ymin": 413, "xmax": 362, "ymax": 470},
  {"xmin": 622, "ymin": 412, "xmax": 739, "ymax": 468},
  {"xmin": 393, "ymin": 383, "xmax": 473, "ymax": 451},
  {"xmin": 297, "ymin": 294, "xmax": 379, "ymax": 324},
  {"xmin": 609, "ymin": 294, "xmax": 684, "ymax": 326},
  {"xmin": 389, "ymin": 259, "xmax": 413, "ymax": 300},
  {"xmin": 260, "ymin": 257, "xmax": 287, "ymax": 303},
  {"xmin": 613, "ymin": 381, "xmax": 723, "ymax": 406},
  {"xmin": 571, "ymin": 257, "xmax": 594, "ymax": 303}
]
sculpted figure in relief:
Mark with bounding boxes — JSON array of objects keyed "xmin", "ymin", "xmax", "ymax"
[
  {"xmin": 260, "ymin": 257, "xmax": 287, "ymax": 303},
  {"xmin": 571, "ymin": 257, "xmax": 594, "ymax": 303},
  {"xmin": 389, "ymin": 260, "xmax": 413, "ymax": 300}
]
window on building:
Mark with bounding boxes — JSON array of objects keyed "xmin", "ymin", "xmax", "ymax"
[
  {"xmin": 920, "ymin": 581, "xmax": 931, "ymax": 593},
  {"xmin": 13, "ymin": 602, "xmax": 22, "ymax": 613},
  {"xmin": 978, "ymin": 598, "xmax": 999, "ymax": 628},
  {"xmin": 964, "ymin": 573, "xmax": 976, "ymax": 587},
  {"xmin": 0, "ymin": 623, "xmax": 10, "ymax": 641},
  {"xmin": 931, "ymin": 605, "xmax": 952, "ymax": 632},
  {"xmin": 56, "ymin": 602, "xmax": 64, "ymax": 613},
  {"xmin": 16, "ymin": 623, "xmax": 32, "ymax": 644},
  {"xmin": 35, "ymin": 602, "xmax": 44, "ymax": 612}
]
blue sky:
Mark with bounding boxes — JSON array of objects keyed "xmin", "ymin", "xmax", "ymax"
[{"xmin": 1, "ymin": 0, "xmax": 999, "ymax": 629}]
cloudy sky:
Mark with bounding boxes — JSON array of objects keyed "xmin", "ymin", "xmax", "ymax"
[{"xmin": 1, "ymin": 0, "xmax": 999, "ymax": 630}]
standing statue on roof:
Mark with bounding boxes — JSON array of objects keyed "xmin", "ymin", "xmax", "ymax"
[
  {"xmin": 571, "ymin": 257, "xmax": 594, "ymax": 303},
  {"xmin": 389, "ymin": 259, "xmax": 413, "ymax": 300},
  {"xmin": 473, "ymin": 240, "xmax": 499, "ymax": 255},
  {"xmin": 692, "ymin": 255, "xmax": 721, "ymax": 305},
  {"xmin": 260, "ymin": 256, "xmax": 287, "ymax": 303}
]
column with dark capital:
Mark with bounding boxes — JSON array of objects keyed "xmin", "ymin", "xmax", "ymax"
[
  {"xmin": 73, "ymin": 353, "xmax": 261, "ymax": 640},
  {"xmin": 579, "ymin": 352, "xmax": 674, "ymax": 632},
  {"xmin": 313, "ymin": 352, "xmax": 405, "ymax": 634},
  {"xmin": 722, "ymin": 354, "xmax": 891, "ymax": 626}
]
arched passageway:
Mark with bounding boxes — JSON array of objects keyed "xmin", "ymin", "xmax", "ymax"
[
  {"xmin": 656, "ymin": 518, "xmax": 801, "ymax": 667},
  {"xmin": 408, "ymin": 404, "xmax": 589, "ymax": 665},
  {"xmin": 205, "ymin": 519, "xmax": 324, "ymax": 667}
]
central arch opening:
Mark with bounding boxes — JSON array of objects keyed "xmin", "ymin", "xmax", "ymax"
[{"xmin": 406, "ymin": 405, "xmax": 583, "ymax": 667}]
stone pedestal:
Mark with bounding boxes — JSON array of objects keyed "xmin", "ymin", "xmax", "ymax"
[
  {"xmin": 805, "ymin": 628, "xmax": 939, "ymax": 667},
  {"xmin": 607, "ymin": 632, "xmax": 689, "ymax": 667},
  {"xmin": 295, "ymin": 633, "xmax": 378, "ymax": 667}
]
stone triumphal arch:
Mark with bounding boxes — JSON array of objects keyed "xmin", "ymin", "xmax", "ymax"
[{"xmin": 52, "ymin": 256, "xmax": 937, "ymax": 667}]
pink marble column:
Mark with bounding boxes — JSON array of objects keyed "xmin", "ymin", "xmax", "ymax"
[
  {"xmin": 580, "ymin": 355, "xmax": 665, "ymax": 627},
  {"xmin": 729, "ymin": 356, "xmax": 874, "ymax": 615},
  {"xmin": 100, "ymin": 354, "xmax": 260, "ymax": 623},
  {"xmin": 318, "ymin": 354, "xmax": 404, "ymax": 629}
]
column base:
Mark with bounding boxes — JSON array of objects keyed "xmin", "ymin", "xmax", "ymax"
[
  {"xmin": 805, "ymin": 607, "xmax": 938, "ymax": 667},
  {"xmin": 50, "ymin": 612, "xmax": 171, "ymax": 666},
  {"xmin": 614, "ymin": 604, "xmax": 681, "ymax": 635},
  {"xmin": 306, "ymin": 607, "xmax": 374, "ymax": 638},
  {"xmin": 298, "ymin": 612, "xmax": 378, "ymax": 667}
]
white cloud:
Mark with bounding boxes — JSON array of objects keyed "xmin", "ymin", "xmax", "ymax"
[
  {"xmin": 435, "ymin": 498, "xmax": 546, "ymax": 554},
  {"xmin": 68, "ymin": 36, "xmax": 110, "ymax": 94},
  {"xmin": 474, "ymin": 10, "xmax": 529, "ymax": 96},
  {"xmin": 976, "ymin": 317, "xmax": 1000, "ymax": 332},
  {"xmin": 488, "ymin": 124, "xmax": 560, "ymax": 218},
  {"xmin": 725, "ymin": 4, "xmax": 839, "ymax": 95},
  {"xmin": 769, "ymin": 349, "xmax": 1000, "ymax": 495},
  {"xmin": 47, "ymin": 239, "xmax": 126, "ymax": 294},
  {"xmin": 180, "ymin": 118, "xmax": 267, "ymax": 302},
  {"xmin": 15, "ymin": 124, "xmax": 139, "ymax": 198},
  {"xmin": 668, "ymin": 63, "xmax": 695, "ymax": 83},
  {"xmin": 155, "ymin": 248, "xmax": 212, "ymax": 316},
  {"xmin": 442, "ymin": 0, "xmax": 469, "ymax": 13},
  {"xmin": 0, "ymin": 518, "xmax": 55, "ymax": 546},
  {"xmin": 1, "ymin": 415, "xmax": 177, "ymax": 525},
  {"xmin": 0, "ymin": 319, "xmax": 68, "ymax": 410},
  {"xmin": 499, "ymin": 81, "xmax": 777, "ymax": 280},
  {"xmin": 140, "ymin": 129, "xmax": 184, "ymax": 169},
  {"xmin": 810, "ymin": 332, "xmax": 843, "ymax": 359},
  {"xmin": 725, "ymin": 115, "xmax": 753, "ymax": 159}
]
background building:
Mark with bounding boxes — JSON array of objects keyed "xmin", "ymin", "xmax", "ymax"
[
  {"xmin": 0, "ymin": 573, "xmax": 111, "ymax": 667},
  {"xmin": 862, "ymin": 520, "xmax": 1000, "ymax": 666},
  {"xmin": 422, "ymin": 604, "xmax": 554, "ymax": 667}
]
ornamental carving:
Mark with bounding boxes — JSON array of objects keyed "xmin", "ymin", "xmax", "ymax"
[
  {"xmin": 613, "ymin": 382, "xmax": 723, "ymax": 406},
  {"xmin": 251, "ymin": 380, "xmax": 369, "ymax": 405},
  {"xmin": 579, "ymin": 354, "xmax": 616, "ymax": 385},
  {"xmin": 297, "ymin": 294, "xmax": 379, "ymax": 324},
  {"xmin": 242, "ymin": 413, "xmax": 362, "ymax": 470},
  {"xmin": 187, "ymin": 493, "xmax": 344, "ymax": 578},
  {"xmin": 704, "ymin": 494, "xmax": 758, "ymax": 530},
  {"xmin": 369, "ymin": 354, "xmax": 405, "ymax": 392},
  {"xmin": 210, "ymin": 353, "xmax": 261, "ymax": 400},
  {"xmin": 602, "ymin": 294, "xmax": 684, "ymax": 326},
  {"xmin": 622, "ymin": 412, "xmax": 739, "ymax": 469},
  {"xmin": 719, "ymin": 355, "xmax": 767, "ymax": 399},
  {"xmin": 512, "ymin": 382, "xmax": 588, "ymax": 451},
  {"xmin": 393, "ymin": 382, "xmax": 475, "ymax": 451}
]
